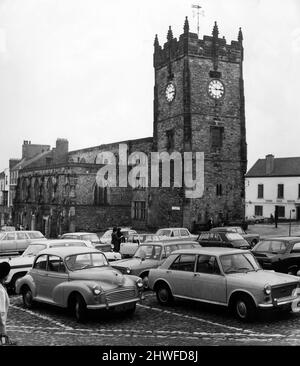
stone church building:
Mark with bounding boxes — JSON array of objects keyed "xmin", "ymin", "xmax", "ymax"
[{"xmin": 13, "ymin": 17, "xmax": 247, "ymax": 236}]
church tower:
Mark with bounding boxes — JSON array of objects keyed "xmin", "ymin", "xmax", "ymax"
[{"xmin": 149, "ymin": 17, "xmax": 247, "ymax": 229}]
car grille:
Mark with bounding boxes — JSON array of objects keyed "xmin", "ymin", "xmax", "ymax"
[
  {"xmin": 105, "ymin": 288, "xmax": 137, "ymax": 304},
  {"xmin": 272, "ymin": 283, "xmax": 298, "ymax": 299}
]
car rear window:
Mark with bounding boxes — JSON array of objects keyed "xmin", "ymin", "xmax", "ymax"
[
  {"xmin": 254, "ymin": 240, "xmax": 288, "ymax": 254},
  {"xmin": 23, "ymin": 244, "xmax": 47, "ymax": 256},
  {"xmin": 27, "ymin": 232, "xmax": 45, "ymax": 239},
  {"xmin": 225, "ymin": 233, "xmax": 244, "ymax": 241},
  {"xmin": 156, "ymin": 229, "xmax": 171, "ymax": 237}
]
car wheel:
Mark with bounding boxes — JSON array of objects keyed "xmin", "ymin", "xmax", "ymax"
[
  {"xmin": 74, "ymin": 294, "xmax": 87, "ymax": 322},
  {"xmin": 156, "ymin": 284, "xmax": 173, "ymax": 306},
  {"xmin": 233, "ymin": 295, "xmax": 256, "ymax": 322},
  {"xmin": 22, "ymin": 287, "xmax": 34, "ymax": 309}
]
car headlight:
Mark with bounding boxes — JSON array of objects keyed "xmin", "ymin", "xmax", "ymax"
[
  {"xmin": 92, "ymin": 285, "xmax": 102, "ymax": 295},
  {"xmin": 126, "ymin": 267, "xmax": 131, "ymax": 274},
  {"xmin": 136, "ymin": 278, "xmax": 143, "ymax": 289},
  {"xmin": 264, "ymin": 284, "xmax": 272, "ymax": 295}
]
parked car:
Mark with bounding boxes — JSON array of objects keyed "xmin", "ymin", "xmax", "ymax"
[
  {"xmin": 148, "ymin": 247, "xmax": 300, "ymax": 322},
  {"xmin": 246, "ymin": 215, "xmax": 266, "ymax": 224},
  {"xmin": 15, "ymin": 246, "xmax": 144, "ymax": 322},
  {"xmin": 60, "ymin": 232, "xmax": 121, "ymax": 261},
  {"xmin": 99, "ymin": 228, "xmax": 138, "ymax": 245},
  {"xmin": 111, "ymin": 240, "xmax": 201, "ymax": 287},
  {"xmin": 197, "ymin": 231, "xmax": 250, "ymax": 250},
  {"xmin": 252, "ymin": 237, "xmax": 300, "ymax": 275},
  {"xmin": 0, "ymin": 239, "xmax": 94, "ymax": 292},
  {"xmin": 0, "ymin": 225, "xmax": 16, "ymax": 231},
  {"xmin": 120, "ymin": 234, "xmax": 163, "ymax": 258},
  {"xmin": 156, "ymin": 228, "xmax": 198, "ymax": 240},
  {"xmin": 0, "ymin": 230, "xmax": 46, "ymax": 255},
  {"xmin": 210, "ymin": 227, "xmax": 260, "ymax": 248}
]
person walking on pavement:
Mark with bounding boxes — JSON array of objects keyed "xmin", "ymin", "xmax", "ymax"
[
  {"xmin": 111, "ymin": 227, "xmax": 119, "ymax": 252},
  {"xmin": 0, "ymin": 262, "xmax": 16, "ymax": 345}
]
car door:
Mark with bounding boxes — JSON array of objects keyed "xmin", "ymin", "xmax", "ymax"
[
  {"xmin": 1, "ymin": 232, "xmax": 17, "ymax": 252},
  {"xmin": 16, "ymin": 231, "xmax": 30, "ymax": 252},
  {"xmin": 191, "ymin": 255, "xmax": 226, "ymax": 304},
  {"xmin": 163, "ymin": 254, "xmax": 197, "ymax": 298},
  {"xmin": 32, "ymin": 254, "xmax": 48, "ymax": 300},
  {"xmin": 41, "ymin": 255, "xmax": 68, "ymax": 304}
]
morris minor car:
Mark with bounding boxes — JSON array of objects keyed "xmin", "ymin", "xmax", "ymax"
[{"xmin": 15, "ymin": 247, "xmax": 144, "ymax": 322}]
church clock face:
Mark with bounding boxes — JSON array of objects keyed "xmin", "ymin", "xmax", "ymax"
[
  {"xmin": 208, "ymin": 79, "xmax": 225, "ymax": 100},
  {"xmin": 165, "ymin": 83, "xmax": 176, "ymax": 103}
]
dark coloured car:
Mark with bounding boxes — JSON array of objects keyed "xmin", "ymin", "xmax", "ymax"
[
  {"xmin": 210, "ymin": 227, "xmax": 260, "ymax": 248},
  {"xmin": 197, "ymin": 231, "xmax": 250, "ymax": 250},
  {"xmin": 252, "ymin": 237, "xmax": 300, "ymax": 275}
]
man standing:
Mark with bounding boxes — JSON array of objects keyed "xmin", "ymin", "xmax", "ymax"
[
  {"xmin": 111, "ymin": 227, "xmax": 119, "ymax": 252},
  {"xmin": 0, "ymin": 262, "xmax": 15, "ymax": 345}
]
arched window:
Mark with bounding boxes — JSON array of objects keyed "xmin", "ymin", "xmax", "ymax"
[{"xmin": 94, "ymin": 185, "xmax": 109, "ymax": 206}]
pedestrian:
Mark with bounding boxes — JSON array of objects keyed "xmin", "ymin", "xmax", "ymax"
[
  {"xmin": 274, "ymin": 210, "xmax": 278, "ymax": 229},
  {"xmin": 270, "ymin": 213, "xmax": 274, "ymax": 224},
  {"xmin": 116, "ymin": 228, "xmax": 125, "ymax": 251},
  {"xmin": 207, "ymin": 217, "xmax": 213, "ymax": 231},
  {"xmin": 111, "ymin": 227, "xmax": 119, "ymax": 252},
  {"xmin": 0, "ymin": 262, "xmax": 15, "ymax": 345}
]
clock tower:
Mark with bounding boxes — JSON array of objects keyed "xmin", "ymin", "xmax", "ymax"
[{"xmin": 149, "ymin": 17, "xmax": 247, "ymax": 229}]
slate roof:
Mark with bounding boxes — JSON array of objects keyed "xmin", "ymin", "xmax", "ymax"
[{"xmin": 246, "ymin": 157, "xmax": 300, "ymax": 177}]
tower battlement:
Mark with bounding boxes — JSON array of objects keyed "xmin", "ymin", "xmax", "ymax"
[{"xmin": 154, "ymin": 17, "xmax": 243, "ymax": 69}]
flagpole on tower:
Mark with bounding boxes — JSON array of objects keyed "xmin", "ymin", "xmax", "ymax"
[{"xmin": 192, "ymin": 4, "xmax": 202, "ymax": 37}]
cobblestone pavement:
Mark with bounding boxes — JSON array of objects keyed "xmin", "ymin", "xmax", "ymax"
[{"xmin": 5, "ymin": 291, "xmax": 300, "ymax": 346}]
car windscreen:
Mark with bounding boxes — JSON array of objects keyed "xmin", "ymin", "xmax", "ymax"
[
  {"xmin": 253, "ymin": 240, "xmax": 288, "ymax": 254},
  {"xmin": 220, "ymin": 253, "xmax": 261, "ymax": 274},
  {"xmin": 134, "ymin": 245, "xmax": 162, "ymax": 260},
  {"xmin": 27, "ymin": 232, "xmax": 45, "ymax": 239},
  {"xmin": 80, "ymin": 234, "xmax": 99, "ymax": 242},
  {"xmin": 225, "ymin": 233, "xmax": 244, "ymax": 241},
  {"xmin": 156, "ymin": 229, "xmax": 171, "ymax": 237},
  {"xmin": 0, "ymin": 232, "xmax": 5, "ymax": 240},
  {"xmin": 65, "ymin": 252, "xmax": 109, "ymax": 271},
  {"xmin": 22, "ymin": 244, "xmax": 47, "ymax": 256}
]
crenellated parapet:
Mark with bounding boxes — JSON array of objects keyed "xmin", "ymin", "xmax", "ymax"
[{"xmin": 154, "ymin": 17, "xmax": 243, "ymax": 69}]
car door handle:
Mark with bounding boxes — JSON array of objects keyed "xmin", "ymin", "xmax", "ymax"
[
  {"xmin": 193, "ymin": 273, "xmax": 200, "ymax": 277},
  {"xmin": 166, "ymin": 270, "xmax": 172, "ymax": 274}
]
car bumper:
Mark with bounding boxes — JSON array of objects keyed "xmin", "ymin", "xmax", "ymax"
[
  {"xmin": 87, "ymin": 296, "xmax": 141, "ymax": 310},
  {"xmin": 258, "ymin": 295, "xmax": 299, "ymax": 308}
]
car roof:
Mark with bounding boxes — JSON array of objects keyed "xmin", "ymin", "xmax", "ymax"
[
  {"xmin": 139, "ymin": 240, "xmax": 197, "ymax": 246},
  {"xmin": 260, "ymin": 237, "xmax": 300, "ymax": 242},
  {"xmin": 37, "ymin": 246, "xmax": 99, "ymax": 258},
  {"xmin": 171, "ymin": 247, "xmax": 249, "ymax": 256},
  {"xmin": 157, "ymin": 228, "xmax": 188, "ymax": 230},
  {"xmin": 0, "ymin": 230, "xmax": 43, "ymax": 234},
  {"xmin": 28, "ymin": 239, "xmax": 90, "ymax": 246},
  {"xmin": 211, "ymin": 226, "xmax": 240, "ymax": 230},
  {"xmin": 62, "ymin": 232, "xmax": 97, "ymax": 236}
]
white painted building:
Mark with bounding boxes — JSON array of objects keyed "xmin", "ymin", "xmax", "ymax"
[{"xmin": 245, "ymin": 155, "xmax": 300, "ymax": 220}]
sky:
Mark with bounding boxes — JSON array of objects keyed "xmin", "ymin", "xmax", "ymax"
[{"xmin": 0, "ymin": 0, "xmax": 299, "ymax": 172}]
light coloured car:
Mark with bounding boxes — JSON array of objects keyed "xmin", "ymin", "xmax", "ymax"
[
  {"xmin": 15, "ymin": 246, "xmax": 144, "ymax": 322},
  {"xmin": 0, "ymin": 230, "xmax": 46, "ymax": 255},
  {"xmin": 112, "ymin": 240, "xmax": 201, "ymax": 287},
  {"xmin": 156, "ymin": 228, "xmax": 198, "ymax": 241},
  {"xmin": 1, "ymin": 239, "xmax": 94, "ymax": 292},
  {"xmin": 120, "ymin": 234, "xmax": 163, "ymax": 258},
  {"xmin": 148, "ymin": 247, "xmax": 300, "ymax": 321},
  {"xmin": 60, "ymin": 232, "xmax": 121, "ymax": 261}
]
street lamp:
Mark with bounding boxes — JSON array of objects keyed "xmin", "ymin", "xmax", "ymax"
[{"xmin": 289, "ymin": 209, "xmax": 296, "ymax": 236}]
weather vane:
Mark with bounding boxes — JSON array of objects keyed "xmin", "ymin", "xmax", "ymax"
[{"xmin": 192, "ymin": 4, "xmax": 204, "ymax": 37}]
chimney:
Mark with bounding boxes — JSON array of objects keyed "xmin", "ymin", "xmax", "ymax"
[{"xmin": 266, "ymin": 154, "xmax": 274, "ymax": 175}]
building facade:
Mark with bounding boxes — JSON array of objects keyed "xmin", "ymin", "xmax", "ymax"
[
  {"xmin": 13, "ymin": 17, "xmax": 247, "ymax": 235},
  {"xmin": 245, "ymin": 154, "xmax": 300, "ymax": 220}
]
